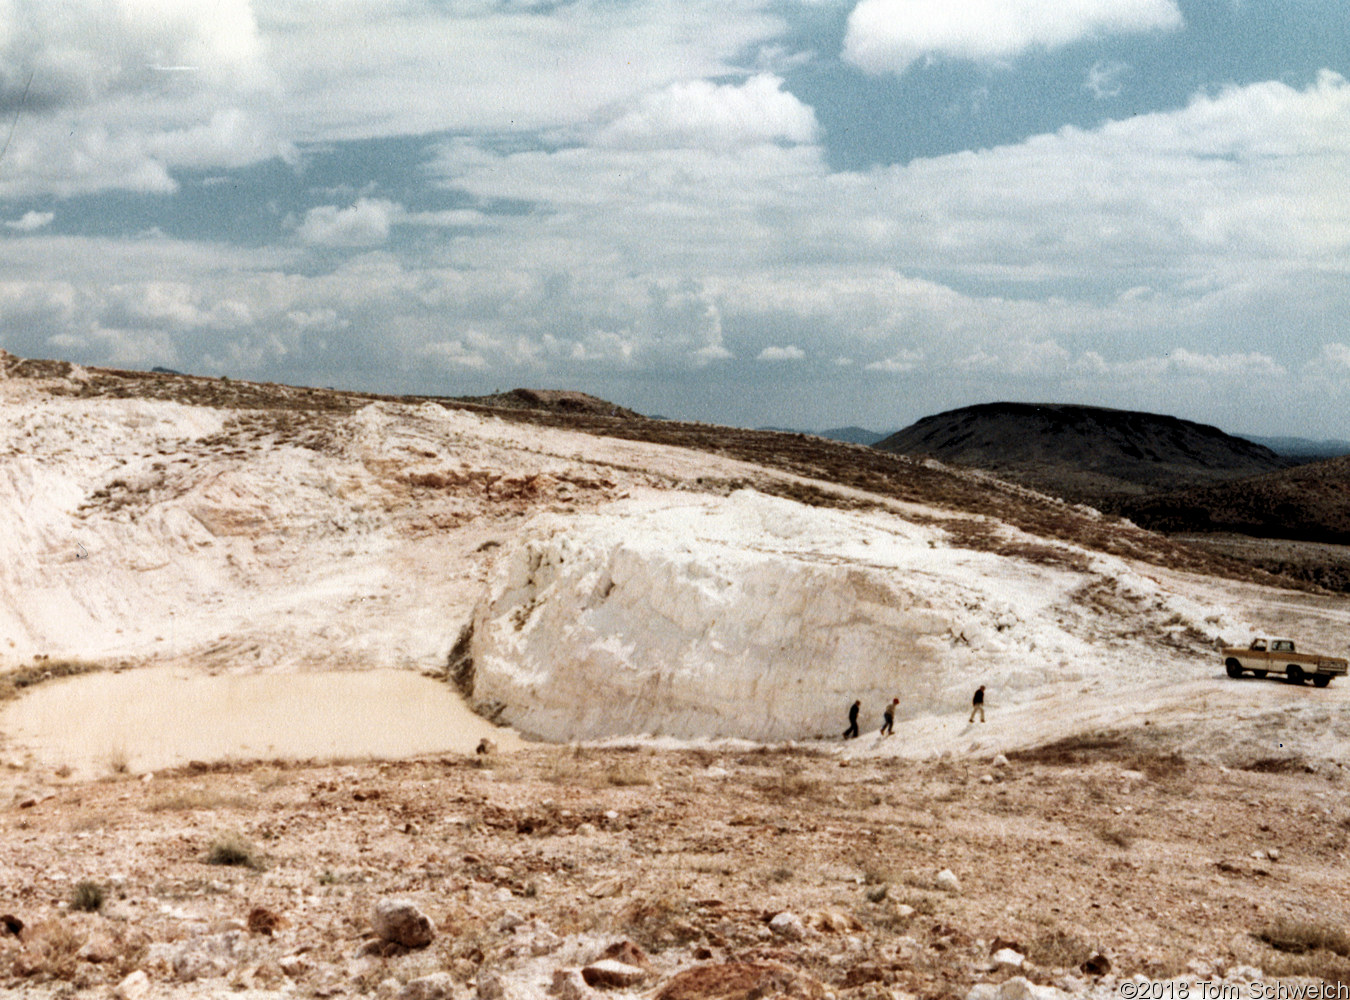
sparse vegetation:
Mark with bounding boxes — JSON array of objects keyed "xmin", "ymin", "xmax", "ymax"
[
  {"xmin": 1257, "ymin": 917, "xmax": 1350, "ymax": 957},
  {"xmin": 205, "ymin": 831, "xmax": 263, "ymax": 870},
  {"xmin": 1024, "ymin": 927, "xmax": 1097, "ymax": 969},
  {"xmin": 0, "ymin": 659, "xmax": 103, "ymax": 702},
  {"xmin": 68, "ymin": 880, "xmax": 105, "ymax": 913}
]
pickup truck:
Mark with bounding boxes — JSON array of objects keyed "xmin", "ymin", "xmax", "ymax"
[{"xmin": 1222, "ymin": 638, "xmax": 1348, "ymax": 688}]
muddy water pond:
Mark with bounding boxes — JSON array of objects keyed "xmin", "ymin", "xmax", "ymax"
[{"xmin": 1, "ymin": 666, "xmax": 521, "ymax": 777}]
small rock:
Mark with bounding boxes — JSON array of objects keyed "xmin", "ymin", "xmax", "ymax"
[
  {"xmin": 991, "ymin": 947, "xmax": 1024, "ymax": 969},
  {"xmin": 1267, "ymin": 848, "xmax": 1280, "ymax": 862},
  {"xmin": 1080, "ymin": 953, "xmax": 1111, "ymax": 976},
  {"xmin": 477, "ymin": 971, "xmax": 506, "ymax": 1000},
  {"xmin": 400, "ymin": 972, "xmax": 458, "ymax": 1000},
  {"xmin": 936, "ymin": 869, "xmax": 961, "ymax": 893},
  {"xmin": 0, "ymin": 914, "xmax": 23, "ymax": 937},
  {"xmin": 247, "ymin": 906, "xmax": 284, "ymax": 936},
  {"xmin": 551, "ymin": 968, "xmax": 598, "ymax": 1000},
  {"xmin": 865, "ymin": 885, "xmax": 888, "ymax": 903},
  {"xmin": 1119, "ymin": 769, "xmax": 1146, "ymax": 781},
  {"xmin": 996, "ymin": 976, "xmax": 1061, "ymax": 1000},
  {"xmin": 476, "ymin": 738, "xmax": 496, "ymax": 756},
  {"xmin": 581, "ymin": 960, "xmax": 647, "ymax": 988},
  {"xmin": 586, "ymin": 876, "xmax": 623, "ymax": 898},
  {"xmin": 807, "ymin": 908, "xmax": 862, "ymax": 933},
  {"xmin": 77, "ymin": 932, "xmax": 120, "ymax": 963},
  {"xmin": 597, "ymin": 940, "xmax": 650, "ymax": 969},
  {"xmin": 114, "ymin": 970, "xmax": 151, "ymax": 1000},
  {"xmin": 768, "ymin": 911, "xmax": 806, "ymax": 941},
  {"xmin": 980, "ymin": 774, "xmax": 995, "ymax": 784},
  {"xmin": 371, "ymin": 898, "xmax": 435, "ymax": 949},
  {"xmin": 992, "ymin": 754, "xmax": 1009, "ymax": 767},
  {"xmin": 279, "ymin": 954, "xmax": 312, "ymax": 977},
  {"xmin": 575, "ymin": 822, "xmax": 597, "ymax": 836}
]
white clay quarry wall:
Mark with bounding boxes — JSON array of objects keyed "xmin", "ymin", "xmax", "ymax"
[{"xmin": 468, "ymin": 489, "xmax": 1234, "ymax": 742}]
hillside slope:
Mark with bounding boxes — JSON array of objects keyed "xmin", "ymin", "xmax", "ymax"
[
  {"xmin": 875, "ymin": 402, "xmax": 1290, "ymax": 505},
  {"xmin": 3, "ymin": 353, "xmax": 1348, "ymax": 770}
]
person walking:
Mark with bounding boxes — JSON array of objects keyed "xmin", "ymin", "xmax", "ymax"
[
  {"xmin": 969, "ymin": 685, "xmax": 986, "ymax": 723},
  {"xmin": 880, "ymin": 697, "xmax": 898, "ymax": 736},
  {"xmin": 844, "ymin": 699, "xmax": 861, "ymax": 739}
]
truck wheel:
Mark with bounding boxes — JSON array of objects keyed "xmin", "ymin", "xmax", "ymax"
[
  {"xmin": 1225, "ymin": 660, "xmax": 1243, "ymax": 678},
  {"xmin": 1287, "ymin": 664, "xmax": 1305, "ymax": 685},
  {"xmin": 1253, "ymin": 670, "xmax": 1267, "ymax": 678},
  {"xmin": 1314, "ymin": 675, "xmax": 1332, "ymax": 688}
]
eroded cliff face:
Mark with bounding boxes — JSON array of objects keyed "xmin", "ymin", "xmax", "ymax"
[{"xmin": 468, "ymin": 489, "xmax": 1244, "ymax": 742}]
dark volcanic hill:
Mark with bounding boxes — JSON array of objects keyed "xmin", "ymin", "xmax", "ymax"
[
  {"xmin": 1119, "ymin": 455, "xmax": 1350, "ymax": 544},
  {"xmin": 875, "ymin": 402, "xmax": 1292, "ymax": 506}
]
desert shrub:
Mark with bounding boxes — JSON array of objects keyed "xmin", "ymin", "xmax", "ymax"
[
  {"xmin": 1257, "ymin": 917, "xmax": 1350, "ymax": 956},
  {"xmin": 1025, "ymin": 928, "xmax": 1095, "ymax": 969},
  {"xmin": 69, "ymin": 880, "xmax": 105, "ymax": 913},
  {"xmin": 205, "ymin": 831, "xmax": 263, "ymax": 870},
  {"xmin": 0, "ymin": 659, "xmax": 103, "ymax": 702}
]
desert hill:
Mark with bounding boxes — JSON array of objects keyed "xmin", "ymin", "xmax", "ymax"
[{"xmin": 875, "ymin": 402, "xmax": 1291, "ymax": 506}]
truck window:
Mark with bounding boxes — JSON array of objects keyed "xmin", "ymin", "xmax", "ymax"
[
  {"xmin": 1250, "ymin": 640, "xmax": 1267, "ymax": 651},
  {"xmin": 1273, "ymin": 641, "xmax": 1294, "ymax": 652}
]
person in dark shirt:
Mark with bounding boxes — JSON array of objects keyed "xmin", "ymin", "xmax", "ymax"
[
  {"xmin": 880, "ymin": 697, "xmax": 898, "ymax": 736},
  {"xmin": 844, "ymin": 699, "xmax": 861, "ymax": 739},
  {"xmin": 969, "ymin": 685, "xmax": 986, "ymax": 723}
]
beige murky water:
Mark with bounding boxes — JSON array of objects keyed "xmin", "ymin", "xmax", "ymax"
[{"xmin": 0, "ymin": 667, "xmax": 521, "ymax": 777}]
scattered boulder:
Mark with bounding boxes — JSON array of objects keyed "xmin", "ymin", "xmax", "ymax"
[
  {"xmin": 371, "ymin": 898, "xmax": 435, "ymax": 949},
  {"xmin": 992, "ymin": 754, "xmax": 1009, "ymax": 768},
  {"xmin": 0, "ymin": 914, "xmax": 22, "ymax": 937},
  {"xmin": 991, "ymin": 947, "xmax": 1025, "ymax": 970},
  {"xmin": 936, "ymin": 869, "xmax": 961, "ymax": 893},
  {"xmin": 768, "ymin": 911, "xmax": 806, "ymax": 941},
  {"xmin": 476, "ymin": 739, "xmax": 497, "ymax": 756},
  {"xmin": 581, "ymin": 959, "xmax": 647, "ymax": 988},
  {"xmin": 114, "ymin": 970, "xmax": 151, "ymax": 1000},
  {"xmin": 401, "ymin": 972, "xmax": 459, "ymax": 1000},
  {"xmin": 151, "ymin": 930, "xmax": 254, "ymax": 982}
]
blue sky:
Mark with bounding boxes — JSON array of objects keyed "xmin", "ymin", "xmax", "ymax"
[{"xmin": 1, "ymin": 0, "xmax": 1347, "ymax": 437}]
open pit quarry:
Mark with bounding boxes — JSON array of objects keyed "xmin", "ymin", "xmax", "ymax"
[{"xmin": 2, "ymin": 354, "xmax": 1350, "ymax": 998}]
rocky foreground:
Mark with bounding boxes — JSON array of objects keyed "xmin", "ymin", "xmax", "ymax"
[{"xmin": 2, "ymin": 741, "xmax": 1349, "ymax": 999}]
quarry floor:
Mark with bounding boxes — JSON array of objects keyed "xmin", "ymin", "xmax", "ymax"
[{"xmin": 2, "ymin": 742, "xmax": 1349, "ymax": 998}]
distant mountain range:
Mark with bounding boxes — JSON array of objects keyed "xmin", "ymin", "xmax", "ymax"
[{"xmin": 1243, "ymin": 435, "xmax": 1350, "ymax": 461}]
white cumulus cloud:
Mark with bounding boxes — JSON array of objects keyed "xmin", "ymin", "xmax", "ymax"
[
  {"xmin": 296, "ymin": 199, "xmax": 399, "ymax": 247},
  {"xmin": 757, "ymin": 344, "xmax": 806, "ymax": 361},
  {"xmin": 597, "ymin": 74, "xmax": 818, "ymax": 150},
  {"xmin": 844, "ymin": 0, "xmax": 1182, "ymax": 74},
  {"xmin": 5, "ymin": 211, "xmax": 54, "ymax": 232}
]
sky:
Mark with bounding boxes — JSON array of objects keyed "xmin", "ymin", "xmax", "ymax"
[{"xmin": 0, "ymin": 1, "xmax": 1347, "ymax": 438}]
